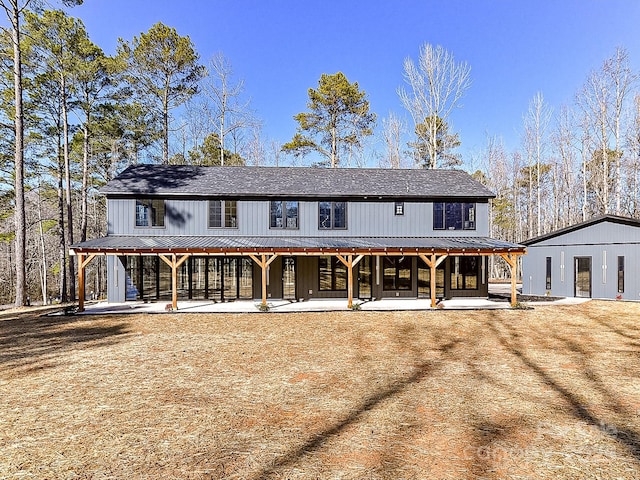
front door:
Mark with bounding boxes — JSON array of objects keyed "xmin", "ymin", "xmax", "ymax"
[
  {"xmin": 282, "ymin": 257, "xmax": 296, "ymax": 300},
  {"xmin": 574, "ymin": 257, "xmax": 591, "ymax": 298}
]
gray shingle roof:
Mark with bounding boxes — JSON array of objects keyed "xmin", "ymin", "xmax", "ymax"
[
  {"xmin": 101, "ymin": 165, "xmax": 495, "ymax": 199},
  {"xmin": 72, "ymin": 235, "xmax": 523, "ymax": 253}
]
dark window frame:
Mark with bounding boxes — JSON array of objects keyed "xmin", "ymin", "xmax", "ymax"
[
  {"xmin": 318, "ymin": 201, "xmax": 347, "ymax": 230},
  {"xmin": 270, "ymin": 200, "xmax": 299, "ymax": 229},
  {"xmin": 318, "ymin": 256, "xmax": 347, "ymax": 291},
  {"xmin": 208, "ymin": 200, "xmax": 238, "ymax": 228},
  {"xmin": 383, "ymin": 256, "xmax": 413, "ymax": 291},
  {"xmin": 545, "ymin": 257, "xmax": 552, "ymax": 290},
  {"xmin": 433, "ymin": 202, "xmax": 476, "ymax": 230},
  {"xmin": 450, "ymin": 256, "xmax": 480, "ymax": 290},
  {"xmin": 394, "ymin": 201, "xmax": 404, "ymax": 216},
  {"xmin": 618, "ymin": 256, "xmax": 625, "ymax": 293},
  {"xmin": 135, "ymin": 198, "xmax": 165, "ymax": 227}
]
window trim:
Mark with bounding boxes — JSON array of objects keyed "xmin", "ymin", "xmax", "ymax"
[
  {"xmin": 208, "ymin": 200, "xmax": 238, "ymax": 229},
  {"xmin": 545, "ymin": 257, "xmax": 552, "ymax": 291},
  {"xmin": 135, "ymin": 198, "xmax": 165, "ymax": 228},
  {"xmin": 382, "ymin": 256, "xmax": 413, "ymax": 291},
  {"xmin": 318, "ymin": 201, "xmax": 348, "ymax": 230},
  {"xmin": 318, "ymin": 256, "xmax": 347, "ymax": 291},
  {"xmin": 269, "ymin": 200, "xmax": 299, "ymax": 230},
  {"xmin": 433, "ymin": 202, "xmax": 476, "ymax": 231},
  {"xmin": 450, "ymin": 256, "xmax": 480, "ymax": 290},
  {"xmin": 618, "ymin": 256, "xmax": 625, "ymax": 293},
  {"xmin": 394, "ymin": 201, "xmax": 404, "ymax": 216}
]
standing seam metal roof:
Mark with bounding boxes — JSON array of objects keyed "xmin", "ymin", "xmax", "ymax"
[{"xmin": 71, "ymin": 235, "xmax": 524, "ymax": 252}]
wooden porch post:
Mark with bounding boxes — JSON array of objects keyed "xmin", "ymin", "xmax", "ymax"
[
  {"xmin": 77, "ymin": 253, "xmax": 97, "ymax": 312},
  {"xmin": 500, "ymin": 253, "xmax": 519, "ymax": 307},
  {"xmin": 419, "ymin": 253, "xmax": 447, "ymax": 308},
  {"xmin": 249, "ymin": 254, "xmax": 278, "ymax": 306},
  {"xmin": 78, "ymin": 253, "xmax": 85, "ymax": 312},
  {"xmin": 337, "ymin": 254, "xmax": 364, "ymax": 309},
  {"xmin": 160, "ymin": 254, "xmax": 190, "ymax": 310}
]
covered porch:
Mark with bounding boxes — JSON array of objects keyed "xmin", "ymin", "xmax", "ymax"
[{"xmin": 71, "ymin": 236, "xmax": 526, "ymax": 312}]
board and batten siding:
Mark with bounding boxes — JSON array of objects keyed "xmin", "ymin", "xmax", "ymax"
[
  {"xmin": 522, "ymin": 221, "xmax": 640, "ymax": 300},
  {"xmin": 107, "ymin": 199, "xmax": 490, "ymax": 237}
]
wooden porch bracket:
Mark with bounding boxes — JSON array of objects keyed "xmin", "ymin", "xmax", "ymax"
[
  {"xmin": 418, "ymin": 253, "xmax": 447, "ymax": 308},
  {"xmin": 336, "ymin": 254, "xmax": 364, "ymax": 308},
  {"xmin": 499, "ymin": 253, "xmax": 521, "ymax": 307},
  {"xmin": 77, "ymin": 253, "xmax": 97, "ymax": 312},
  {"xmin": 159, "ymin": 254, "xmax": 190, "ymax": 310},
  {"xmin": 248, "ymin": 254, "xmax": 278, "ymax": 306}
]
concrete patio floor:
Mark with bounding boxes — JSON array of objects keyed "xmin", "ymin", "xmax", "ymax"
[{"xmin": 77, "ymin": 295, "xmax": 589, "ymax": 315}]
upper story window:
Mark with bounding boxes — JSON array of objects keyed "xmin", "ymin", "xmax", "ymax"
[
  {"xmin": 433, "ymin": 202, "xmax": 475, "ymax": 230},
  {"xmin": 319, "ymin": 201, "xmax": 347, "ymax": 229},
  {"xmin": 395, "ymin": 201, "xmax": 404, "ymax": 216},
  {"xmin": 209, "ymin": 200, "xmax": 237, "ymax": 228},
  {"xmin": 270, "ymin": 200, "xmax": 299, "ymax": 229},
  {"xmin": 135, "ymin": 199, "xmax": 165, "ymax": 227}
]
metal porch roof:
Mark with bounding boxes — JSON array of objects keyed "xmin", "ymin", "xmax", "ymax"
[{"xmin": 71, "ymin": 235, "xmax": 525, "ymax": 254}]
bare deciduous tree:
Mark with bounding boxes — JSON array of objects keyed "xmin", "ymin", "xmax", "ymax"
[
  {"xmin": 604, "ymin": 47, "xmax": 636, "ymax": 214},
  {"xmin": 203, "ymin": 52, "xmax": 254, "ymax": 166},
  {"xmin": 398, "ymin": 43, "xmax": 471, "ymax": 169},
  {"xmin": 523, "ymin": 92, "xmax": 552, "ymax": 236},
  {"xmin": 380, "ymin": 112, "xmax": 405, "ymax": 169}
]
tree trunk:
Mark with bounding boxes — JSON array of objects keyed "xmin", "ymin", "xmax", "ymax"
[
  {"xmin": 10, "ymin": 5, "xmax": 26, "ymax": 307},
  {"xmin": 163, "ymin": 88, "xmax": 169, "ymax": 163},
  {"xmin": 58, "ymin": 158, "xmax": 67, "ymax": 302},
  {"xmin": 62, "ymin": 75, "xmax": 75, "ymax": 301},
  {"xmin": 81, "ymin": 118, "xmax": 89, "ymax": 242},
  {"xmin": 37, "ymin": 185, "xmax": 48, "ymax": 304}
]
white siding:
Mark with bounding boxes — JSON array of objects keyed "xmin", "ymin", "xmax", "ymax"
[{"xmin": 522, "ymin": 221, "xmax": 640, "ymax": 300}]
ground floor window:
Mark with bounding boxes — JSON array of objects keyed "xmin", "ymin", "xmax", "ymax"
[
  {"xmin": 126, "ymin": 255, "xmax": 253, "ymax": 301},
  {"xmin": 319, "ymin": 256, "xmax": 347, "ymax": 291},
  {"xmin": 450, "ymin": 256, "xmax": 479, "ymax": 290},
  {"xmin": 383, "ymin": 256, "xmax": 412, "ymax": 290},
  {"xmin": 417, "ymin": 260, "xmax": 445, "ymax": 298}
]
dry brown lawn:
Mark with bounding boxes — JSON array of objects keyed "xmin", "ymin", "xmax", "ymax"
[{"xmin": 1, "ymin": 301, "xmax": 640, "ymax": 479}]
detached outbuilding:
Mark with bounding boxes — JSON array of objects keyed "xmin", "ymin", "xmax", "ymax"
[{"xmin": 522, "ymin": 215, "xmax": 640, "ymax": 301}]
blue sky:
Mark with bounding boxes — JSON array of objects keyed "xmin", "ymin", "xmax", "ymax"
[{"xmin": 67, "ymin": 0, "xmax": 640, "ymax": 167}]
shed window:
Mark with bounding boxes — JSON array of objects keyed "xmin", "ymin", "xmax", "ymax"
[
  {"xmin": 545, "ymin": 257, "xmax": 552, "ymax": 290},
  {"xmin": 395, "ymin": 201, "xmax": 404, "ymax": 216},
  {"xmin": 618, "ymin": 256, "xmax": 625, "ymax": 293},
  {"xmin": 135, "ymin": 199, "xmax": 165, "ymax": 227}
]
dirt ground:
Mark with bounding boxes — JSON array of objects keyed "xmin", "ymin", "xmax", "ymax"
[{"xmin": 1, "ymin": 301, "xmax": 639, "ymax": 479}]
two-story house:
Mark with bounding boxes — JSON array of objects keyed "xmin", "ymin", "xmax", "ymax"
[{"xmin": 71, "ymin": 165, "xmax": 526, "ymax": 310}]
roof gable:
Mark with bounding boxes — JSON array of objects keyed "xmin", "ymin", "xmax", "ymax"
[
  {"xmin": 522, "ymin": 215, "xmax": 640, "ymax": 246},
  {"xmin": 101, "ymin": 165, "xmax": 495, "ymax": 199}
]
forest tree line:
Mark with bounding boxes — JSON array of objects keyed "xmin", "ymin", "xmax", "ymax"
[{"xmin": 1, "ymin": 3, "xmax": 638, "ymax": 305}]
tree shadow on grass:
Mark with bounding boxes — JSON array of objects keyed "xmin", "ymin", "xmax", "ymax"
[
  {"xmin": 486, "ymin": 315, "xmax": 640, "ymax": 464},
  {"xmin": 251, "ymin": 323, "xmax": 463, "ymax": 480},
  {"xmin": 251, "ymin": 360, "xmax": 434, "ymax": 480},
  {"xmin": 0, "ymin": 311, "xmax": 131, "ymax": 377}
]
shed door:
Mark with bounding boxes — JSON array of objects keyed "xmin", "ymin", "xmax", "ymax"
[{"xmin": 574, "ymin": 257, "xmax": 591, "ymax": 298}]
